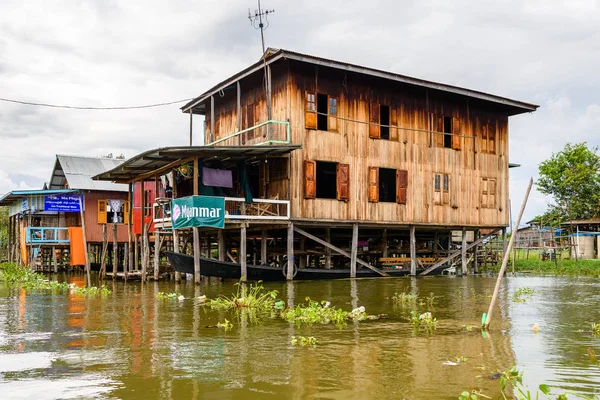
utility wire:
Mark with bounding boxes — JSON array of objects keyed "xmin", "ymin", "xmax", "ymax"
[{"xmin": 0, "ymin": 97, "xmax": 193, "ymax": 110}]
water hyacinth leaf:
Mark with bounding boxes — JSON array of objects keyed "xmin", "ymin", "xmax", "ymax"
[
  {"xmin": 539, "ymin": 384, "xmax": 551, "ymax": 395},
  {"xmin": 588, "ymin": 348, "xmax": 598, "ymax": 366}
]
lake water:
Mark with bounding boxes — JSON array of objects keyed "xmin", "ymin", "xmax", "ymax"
[{"xmin": 1, "ymin": 275, "xmax": 599, "ymax": 399}]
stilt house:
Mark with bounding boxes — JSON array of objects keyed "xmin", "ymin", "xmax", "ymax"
[{"xmin": 94, "ymin": 48, "xmax": 538, "ymax": 279}]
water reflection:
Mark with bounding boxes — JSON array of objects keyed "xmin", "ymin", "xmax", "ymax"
[{"xmin": 0, "ymin": 276, "xmax": 599, "ymax": 399}]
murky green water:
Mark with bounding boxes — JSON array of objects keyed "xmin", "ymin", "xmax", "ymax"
[{"xmin": 1, "ymin": 275, "xmax": 599, "ymax": 399}]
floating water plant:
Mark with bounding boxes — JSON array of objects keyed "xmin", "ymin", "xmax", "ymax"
[
  {"xmin": 156, "ymin": 292, "xmax": 181, "ymax": 300},
  {"xmin": 592, "ymin": 323, "xmax": 600, "ymax": 337},
  {"xmin": 291, "ymin": 336, "xmax": 317, "ymax": 346},
  {"xmin": 409, "ymin": 311, "xmax": 438, "ymax": 335},
  {"xmin": 216, "ymin": 319, "xmax": 233, "ymax": 331},
  {"xmin": 206, "ymin": 281, "xmax": 278, "ymax": 313},
  {"xmin": 513, "ymin": 287, "xmax": 535, "ymax": 303},
  {"xmin": 392, "ymin": 291, "xmax": 418, "ymax": 306},
  {"xmin": 458, "ymin": 390, "xmax": 490, "ymax": 400},
  {"xmin": 281, "ymin": 298, "xmax": 348, "ymax": 327},
  {"xmin": 588, "ymin": 348, "xmax": 599, "ymax": 367},
  {"xmin": 70, "ymin": 284, "xmax": 112, "ymax": 297},
  {"xmin": 0, "ymin": 262, "xmax": 70, "ymax": 291}
]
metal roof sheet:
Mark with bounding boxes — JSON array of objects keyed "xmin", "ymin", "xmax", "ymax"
[
  {"xmin": 182, "ymin": 48, "xmax": 539, "ymax": 115},
  {"xmin": 93, "ymin": 145, "xmax": 301, "ymax": 183},
  {"xmin": 49, "ymin": 155, "xmax": 129, "ymax": 192},
  {"xmin": 0, "ymin": 189, "xmax": 77, "ymax": 206}
]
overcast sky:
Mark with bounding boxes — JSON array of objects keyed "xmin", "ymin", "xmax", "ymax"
[{"xmin": 1, "ymin": 0, "xmax": 599, "ymax": 225}]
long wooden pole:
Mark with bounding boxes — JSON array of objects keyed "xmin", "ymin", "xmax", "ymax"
[
  {"xmin": 410, "ymin": 225, "xmax": 417, "ymax": 275},
  {"xmin": 193, "ymin": 227, "xmax": 201, "ymax": 284},
  {"xmin": 350, "ymin": 223, "xmax": 358, "ymax": 278},
  {"xmin": 286, "ymin": 223, "xmax": 294, "ymax": 280},
  {"xmin": 112, "ymin": 222, "xmax": 118, "ymax": 279},
  {"xmin": 78, "ymin": 196, "xmax": 91, "ymax": 287},
  {"xmin": 240, "ymin": 224, "xmax": 247, "ymax": 281},
  {"xmin": 484, "ymin": 178, "xmax": 533, "ymax": 329}
]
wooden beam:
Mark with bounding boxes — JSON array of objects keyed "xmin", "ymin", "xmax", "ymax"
[
  {"xmin": 293, "ymin": 226, "xmax": 389, "ymax": 277},
  {"xmin": 112, "ymin": 223, "xmax": 118, "ymax": 279},
  {"xmin": 193, "ymin": 227, "xmax": 201, "ymax": 283},
  {"xmin": 474, "ymin": 230, "xmax": 480, "ymax": 273},
  {"xmin": 410, "ymin": 225, "xmax": 416, "ymax": 276},
  {"xmin": 433, "ymin": 231, "xmax": 438, "ymax": 259},
  {"xmin": 193, "ymin": 157, "xmax": 199, "ymax": 196},
  {"xmin": 260, "ymin": 228, "xmax": 267, "ymax": 265},
  {"xmin": 419, "ymin": 229, "xmax": 500, "ymax": 276},
  {"xmin": 240, "ymin": 224, "xmax": 247, "ymax": 282},
  {"xmin": 154, "ymin": 232, "xmax": 160, "ymax": 280},
  {"xmin": 210, "ymin": 95, "xmax": 215, "ymax": 144},
  {"xmin": 325, "ymin": 228, "xmax": 332, "ymax": 269},
  {"xmin": 218, "ymin": 230, "xmax": 226, "ymax": 261},
  {"xmin": 237, "ymin": 80, "xmax": 241, "ymax": 145},
  {"xmin": 286, "ymin": 223, "xmax": 294, "ymax": 280},
  {"xmin": 79, "ymin": 196, "xmax": 91, "ymax": 286},
  {"xmin": 350, "ymin": 223, "xmax": 358, "ymax": 278},
  {"xmin": 173, "ymin": 229, "xmax": 181, "ymax": 282},
  {"xmin": 461, "ymin": 227, "xmax": 467, "ymax": 275},
  {"xmin": 382, "ymin": 229, "xmax": 388, "ymax": 258}
]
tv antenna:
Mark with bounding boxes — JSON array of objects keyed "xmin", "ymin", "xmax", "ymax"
[{"xmin": 248, "ymin": 1, "xmax": 275, "ymax": 123}]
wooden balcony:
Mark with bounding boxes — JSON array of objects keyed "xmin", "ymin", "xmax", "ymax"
[{"xmin": 207, "ymin": 120, "xmax": 290, "ymax": 147}]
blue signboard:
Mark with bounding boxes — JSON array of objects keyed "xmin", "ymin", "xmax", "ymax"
[{"xmin": 44, "ymin": 194, "xmax": 83, "ymax": 212}]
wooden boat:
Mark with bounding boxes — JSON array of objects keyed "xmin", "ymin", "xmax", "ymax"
[{"xmin": 165, "ymin": 251, "xmax": 442, "ymax": 281}]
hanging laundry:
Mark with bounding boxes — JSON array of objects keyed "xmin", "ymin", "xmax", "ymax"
[{"xmin": 202, "ymin": 167, "xmax": 233, "ymax": 188}]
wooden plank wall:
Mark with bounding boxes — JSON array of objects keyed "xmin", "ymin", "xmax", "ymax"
[
  {"xmin": 287, "ymin": 63, "xmax": 510, "ymax": 228},
  {"xmin": 83, "ymin": 191, "xmax": 130, "ymax": 243}
]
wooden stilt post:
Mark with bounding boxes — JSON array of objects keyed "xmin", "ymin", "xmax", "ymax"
[
  {"xmin": 127, "ymin": 183, "xmax": 133, "ymax": 279},
  {"xmin": 461, "ymin": 227, "xmax": 468, "ymax": 275},
  {"xmin": 501, "ymin": 228, "xmax": 507, "ymax": 264},
  {"xmin": 260, "ymin": 229, "xmax": 267, "ymax": 265},
  {"xmin": 240, "ymin": 224, "xmax": 247, "ymax": 281},
  {"xmin": 218, "ymin": 230, "xmax": 225, "ymax": 262},
  {"xmin": 382, "ymin": 229, "xmax": 388, "ymax": 258},
  {"xmin": 299, "ymin": 237, "xmax": 306, "ymax": 268},
  {"xmin": 325, "ymin": 228, "xmax": 332, "ymax": 269},
  {"xmin": 474, "ymin": 230, "xmax": 480, "ymax": 273},
  {"xmin": 173, "ymin": 229, "xmax": 181, "ymax": 282},
  {"xmin": 52, "ymin": 245, "xmax": 57, "ymax": 273},
  {"xmin": 100, "ymin": 224, "xmax": 108, "ymax": 279},
  {"xmin": 433, "ymin": 231, "xmax": 439, "ymax": 260},
  {"xmin": 485, "ymin": 178, "xmax": 533, "ymax": 329},
  {"xmin": 410, "ymin": 225, "xmax": 417, "ymax": 276},
  {"xmin": 78, "ymin": 196, "xmax": 91, "ymax": 287},
  {"xmin": 286, "ymin": 223, "xmax": 294, "ymax": 281},
  {"xmin": 350, "ymin": 223, "xmax": 358, "ymax": 278},
  {"xmin": 193, "ymin": 227, "xmax": 201, "ymax": 284},
  {"xmin": 124, "ymin": 242, "xmax": 129, "ymax": 280},
  {"xmin": 134, "ymin": 234, "xmax": 139, "ymax": 272},
  {"xmin": 142, "ymin": 225, "xmax": 149, "ymax": 282},
  {"xmin": 112, "ymin": 223, "xmax": 118, "ymax": 279},
  {"xmin": 154, "ymin": 231, "xmax": 160, "ymax": 280}
]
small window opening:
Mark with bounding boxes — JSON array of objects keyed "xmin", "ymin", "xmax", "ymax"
[
  {"xmin": 380, "ymin": 105, "xmax": 390, "ymax": 140},
  {"xmin": 443, "ymin": 116, "xmax": 452, "ymax": 148},
  {"xmin": 108, "ymin": 203, "xmax": 125, "ymax": 224},
  {"xmin": 317, "ymin": 93, "xmax": 328, "ymax": 131},
  {"xmin": 379, "ymin": 168, "xmax": 396, "ymax": 202},
  {"xmin": 316, "ymin": 161, "xmax": 337, "ymax": 199}
]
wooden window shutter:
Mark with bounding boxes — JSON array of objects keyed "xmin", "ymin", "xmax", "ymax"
[
  {"xmin": 443, "ymin": 175, "xmax": 450, "ymax": 205},
  {"xmin": 390, "ymin": 107, "xmax": 398, "ymax": 140},
  {"xmin": 433, "ymin": 174, "xmax": 441, "ymax": 205},
  {"xmin": 305, "ymin": 91, "xmax": 317, "ymax": 130},
  {"xmin": 336, "ymin": 163, "xmax": 349, "ymax": 201},
  {"xmin": 396, "ymin": 169, "xmax": 408, "ymax": 204},
  {"xmin": 98, "ymin": 200, "xmax": 107, "ymax": 224},
  {"xmin": 329, "ymin": 96, "xmax": 338, "ymax": 132},
  {"xmin": 481, "ymin": 178, "xmax": 488, "ymax": 208},
  {"xmin": 368, "ymin": 167, "xmax": 379, "ymax": 203},
  {"xmin": 489, "ymin": 124, "xmax": 496, "ymax": 154},
  {"xmin": 124, "ymin": 201, "xmax": 130, "ymax": 225},
  {"xmin": 481, "ymin": 123, "xmax": 488, "ymax": 154},
  {"xmin": 489, "ymin": 179, "xmax": 497, "ymax": 207},
  {"xmin": 451, "ymin": 117, "xmax": 462, "ymax": 150},
  {"xmin": 434, "ymin": 115, "xmax": 444, "ymax": 147},
  {"xmin": 304, "ymin": 160, "xmax": 316, "ymax": 199},
  {"xmin": 369, "ymin": 103, "xmax": 380, "ymax": 139}
]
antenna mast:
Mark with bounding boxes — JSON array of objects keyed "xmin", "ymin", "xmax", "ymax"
[{"xmin": 249, "ymin": 1, "xmax": 275, "ymax": 130}]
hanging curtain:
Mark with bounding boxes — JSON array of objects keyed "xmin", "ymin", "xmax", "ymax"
[{"xmin": 238, "ymin": 160, "xmax": 254, "ymax": 204}]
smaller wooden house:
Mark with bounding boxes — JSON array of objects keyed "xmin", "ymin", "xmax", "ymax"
[{"xmin": 2, "ymin": 155, "xmax": 130, "ymax": 271}]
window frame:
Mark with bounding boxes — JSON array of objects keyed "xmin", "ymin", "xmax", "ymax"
[{"xmin": 434, "ymin": 173, "xmax": 450, "ymax": 206}]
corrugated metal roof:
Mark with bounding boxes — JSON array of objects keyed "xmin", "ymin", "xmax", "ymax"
[
  {"xmin": 49, "ymin": 155, "xmax": 128, "ymax": 192},
  {"xmin": 0, "ymin": 189, "xmax": 77, "ymax": 206},
  {"xmin": 93, "ymin": 145, "xmax": 301, "ymax": 183},
  {"xmin": 182, "ymin": 48, "xmax": 539, "ymax": 116}
]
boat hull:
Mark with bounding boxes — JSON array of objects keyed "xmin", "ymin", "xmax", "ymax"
[{"xmin": 165, "ymin": 251, "xmax": 438, "ymax": 281}]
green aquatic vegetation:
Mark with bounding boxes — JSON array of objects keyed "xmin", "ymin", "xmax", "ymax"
[
  {"xmin": 588, "ymin": 348, "xmax": 599, "ymax": 367},
  {"xmin": 455, "ymin": 356, "xmax": 468, "ymax": 364},
  {"xmin": 458, "ymin": 390, "xmax": 491, "ymax": 400},
  {"xmin": 464, "ymin": 325, "xmax": 475, "ymax": 332},
  {"xmin": 1, "ymin": 262, "xmax": 69, "ymax": 291},
  {"xmin": 513, "ymin": 287, "xmax": 535, "ymax": 302},
  {"xmin": 500, "ymin": 366, "xmax": 597, "ymax": 400},
  {"xmin": 70, "ymin": 285, "xmax": 112, "ymax": 297},
  {"xmin": 281, "ymin": 298, "xmax": 348, "ymax": 327},
  {"xmin": 216, "ymin": 319, "xmax": 233, "ymax": 331},
  {"xmin": 592, "ymin": 323, "xmax": 600, "ymax": 337},
  {"xmin": 291, "ymin": 336, "xmax": 317, "ymax": 346},
  {"xmin": 392, "ymin": 291, "xmax": 418, "ymax": 306},
  {"xmin": 156, "ymin": 292, "xmax": 182, "ymax": 300},
  {"xmin": 206, "ymin": 281, "xmax": 278, "ymax": 313},
  {"xmin": 409, "ymin": 311, "xmax": 438, "ymax": 335}
]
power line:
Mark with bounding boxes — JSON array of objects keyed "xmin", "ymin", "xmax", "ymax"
[{"xmin": 0, "ymin": 97, "xmax": 193, "ymax": 110}]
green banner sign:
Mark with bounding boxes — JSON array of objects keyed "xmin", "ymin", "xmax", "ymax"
[{"xmin": 171, "ymin": 196, "xmax": 225, "ymax": 229}]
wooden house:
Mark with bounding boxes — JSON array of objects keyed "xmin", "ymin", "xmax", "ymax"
[
  {"xmin": 2, "ymin": 155, "xmax": 130, "ymax": 272},
  {"xmin": 95, "ymin": 48, "xmax": 538, "ymax": 280}
]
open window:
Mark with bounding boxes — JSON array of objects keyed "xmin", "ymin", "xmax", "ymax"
[
  {"xmin": 305, "ymin": 92, "xmax": 339, "ymax": 132},
  {"xmin": 368, "ymin": 167, "xmax": 408, "ymax": 204},
  {"xmin": 481, "ymin": 123, "xmax": 496, "ymax": 154},
  {"xmin": 304, "ymin": 160, "xmax": 349, "ymax": 200},
  {"xmin": 434, "ymin": 173, "xmax": 450, "ymax": 205},
  {"xmin": 369, "ymin": 103, "xmax": 397, "ymax": 140},
  {"xmin": 434, "ymin": 115, "xmax": 462, "ymax": 150},
  {"xmin": 481, "ymin": 177, "xmax": 497, "ymax": 208},
  {"xmin": 98, "ymin": 200, "xmax": 130, "ymax": 224}
]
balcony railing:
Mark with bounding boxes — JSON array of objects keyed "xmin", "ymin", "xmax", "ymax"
[
  {"xmin": 26, "ymin": 227, "xmax": 70, "ymax": 244},
  {"xmin": 207, "ymin": 120, "xmax": 290, "ymax": 147},
  {"xmin": 224, "ymin": 197, "xmax": 290, "ymax": 221}
]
